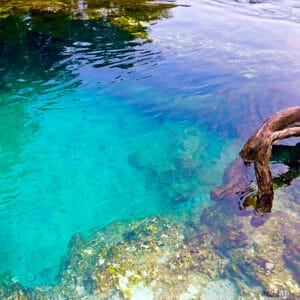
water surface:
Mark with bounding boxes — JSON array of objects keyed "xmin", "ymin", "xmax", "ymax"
[{"xmin": 0, "ymin": 0, "xmax": 299, "ymax": 293}]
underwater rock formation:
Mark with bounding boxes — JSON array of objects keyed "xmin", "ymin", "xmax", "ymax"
[
  {"xmin": 200, "ymin": 199, "xmax": 300, "ymax": 297},
  {"xmin": 0, "ymin": 215, "xmax": 231, "ymax": 299},
  {"xmin": 1, "ymin": 189, "xmax": 300, "ymax": 299},
  {"xmin": 210, "ymin": 156, "xmax": 254, "ymax": 203}
]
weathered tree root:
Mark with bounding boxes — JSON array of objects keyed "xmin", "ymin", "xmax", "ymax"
[
  {"xmin": 211, "ymin": 106, "xmax": 300, "ymax": 213},
  {"xmin": 240, "ymin": 106, "xmax": 300, "ymax": 212}
]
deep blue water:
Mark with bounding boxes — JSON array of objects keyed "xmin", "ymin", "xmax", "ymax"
[{"xmin": 0, "ymin": 0, "xmax": 300, "ymax": 288}]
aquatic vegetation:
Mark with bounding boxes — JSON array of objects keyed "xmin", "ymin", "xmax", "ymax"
[
  {"xmin": 1, "ymin": 0, "xmax": 300, "ymax": 298},
  {"xmin": 1, "ymin": 189, "xmax": 299, "ymax": 299},
  {"xmin": 0, "ymin": 0, "xmax": 177, "ymax": 38},
  {"xmin": 0, "ymin": 214, "xmax": 225, "ymax": 299},
  {"xmin": 0, "ymin": 0, "xmax": 177, "ymax": 94}
]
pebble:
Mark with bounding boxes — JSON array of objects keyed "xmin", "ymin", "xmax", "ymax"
[{"xmin": 265, "ymin": 262, "xmax": 274, "ymax": 270}]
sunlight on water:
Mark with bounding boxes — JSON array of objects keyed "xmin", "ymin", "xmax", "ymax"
[
  {"xmin": 0, "ymin": 0, "xmax": 299, "ymax": 296},
  {"xmin": 0, "ymin": 79, "xmax": 235, "ymax": 286}
]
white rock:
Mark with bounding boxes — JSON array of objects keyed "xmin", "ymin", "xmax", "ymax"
[
  {"xmin": 202, "ymin": 279, "xmax": 237, "ymax": 300},
  {"xmin": 130, "ymin": 283, "xmax": 154, "ymax": 300}
]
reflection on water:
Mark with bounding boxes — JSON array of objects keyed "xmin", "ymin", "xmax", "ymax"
[
  {"xmin": 0, "ymin": 0, "xmax": 299, "ymax": 297},
  {"xmin": 0, "ymin": 0, "xmax": 176, "ymax": 37},
  {"xmin": 211, "ymin": 142, "xmax": 300, "ymax": 212},
  {"xmin": 0, "ymin": 0, "xmax": 176, "ymax": 93},
  {"xmin": 205, "ymin": 0, "xmax": 300, "ymax": 23},
  {"xmin": 272, "ymin": 143, "xmax": 300, "ymax": 187},
  {"xmin": 145, "ymin": 0, "xmax": 300, "ymax": 139}
]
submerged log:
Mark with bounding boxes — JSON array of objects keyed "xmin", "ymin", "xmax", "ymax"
[
  {"xmin": 240, "ymin": 106, "xmax": 300, "ymax": 212},
  {"xmin": 211, "ymin": 106, "xmax": 300, "ymax": 213}
]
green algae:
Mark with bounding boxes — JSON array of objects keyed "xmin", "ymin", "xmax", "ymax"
[
  {"xmin": 1, "ymin": 0, "xmax": 300, "ymax": 298},
  {"xmin": 0, "ymin": 0, "xmax": 177, "ymax": 38},
  {"xmin": 1, "ymin": 193, "xmax": 299, "ymax": 299}
]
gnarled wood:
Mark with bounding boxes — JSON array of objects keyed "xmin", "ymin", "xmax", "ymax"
[
  {"xmin": 211, "ymin": 144, "xmax": 300, "ymax": 209},
  {"xmin": 240, "ymin": 106, "xmax": 300, "ymax": 212},
  {"xmin": 211, "ymin": 107, "xmax": 300, "ymax": 213}
]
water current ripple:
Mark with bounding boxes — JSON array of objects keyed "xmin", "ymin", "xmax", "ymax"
[
  {"xmin": 204, "ymin": 0, "xmax": 300, "ymax": 23},
  {"xmin": 0, "ymin": 0, "xmax": 300, "ymax": 294}
]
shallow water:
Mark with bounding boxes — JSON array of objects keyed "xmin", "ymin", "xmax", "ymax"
[{"xmin": 0, "ymin": 0, "xmax": 299, "ymax": 293}]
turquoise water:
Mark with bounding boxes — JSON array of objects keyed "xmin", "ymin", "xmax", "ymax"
[
  {"xmin": 1, "ymin": 0, "xmax": 300, "ymax": 289},
  {"xmin": 0, "ymin": 82, "xmax": 233, "ymax": 286}
]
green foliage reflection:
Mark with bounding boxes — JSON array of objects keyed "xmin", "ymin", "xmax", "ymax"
[
  {"xmin": 0, "ymin": 0, "xmax": 177, "ymax": 38},
  {"xmin": 0, "ymin": 0, "xmax": 177, "ymax": 91}
]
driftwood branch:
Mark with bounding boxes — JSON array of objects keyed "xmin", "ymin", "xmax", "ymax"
[
  {"xmin": 211, "ymin": 144, "xmax": 300, "ymax": 209},
  {"xmin": 211, "ymin": 107, "xmax": 300, "ymax": 213},
  {"xmin": 240, "ymin": 106, "xmax": 300, "ymax": 212}
]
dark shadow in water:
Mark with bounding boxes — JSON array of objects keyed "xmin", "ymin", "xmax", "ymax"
[
  {"xmin": 241, "ymin": 143, "xmax": 300, "ymax": 210},
  {"xmin": 211, "ymin": 142, "xmax": 300, "ymax": 216},
  {"xmin": 282, "ymin": 233, "xmax": 300, "ymax": 282},
  {"xmin": 271, "ymin": 143, "xmax": 300, "ymax": 188},
  {"xmin": 241, "ymin": 143, "xmax": 300, "ymax": 213},
  {"xmin": 0, "ymin": 0, "xmax": 177, "ymax": 289},
  {"xmin": 0, "ymin": 0, "xmax": 176, "ymax": 92}
]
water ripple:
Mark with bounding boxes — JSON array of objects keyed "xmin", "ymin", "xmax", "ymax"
[
  {"xmin": 1, "ymin": 0, "xmax": 300, "ymax": 290},
  {"xmin": 203, "ymin": 0, "xmax": 300, "ymax": 23}
]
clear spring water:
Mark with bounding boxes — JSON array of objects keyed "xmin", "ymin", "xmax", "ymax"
[{"xmin": 0, "ymin": 0, "xmax": 300, "ymax": 288}]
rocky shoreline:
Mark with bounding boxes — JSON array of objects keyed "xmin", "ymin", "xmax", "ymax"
[{"xmin": 1, "ymin": 181, "xmax": 299, "ymax": 299}]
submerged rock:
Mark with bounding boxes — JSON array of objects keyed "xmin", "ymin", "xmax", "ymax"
[
  {"xmin": 200, "ymin": 200, "xmax": 300, "ymax": 297},
  {"xmin": 1, "ymin": 181, "xmax": 299, "ymax": 299},
  {"xmin": 202, "ymin": 279, "xmax": 237, "ymax": 300}
]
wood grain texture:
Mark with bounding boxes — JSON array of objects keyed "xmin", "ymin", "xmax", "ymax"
[{"xmin": 240, "ymin": 106, "xmax": 300, "ymax": 212}]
